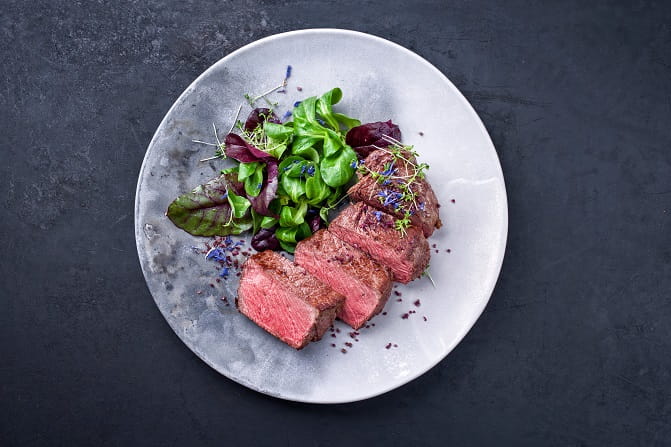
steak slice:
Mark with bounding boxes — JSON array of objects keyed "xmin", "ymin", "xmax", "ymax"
[
  {"xmin": 348, "ymin": 149, "xmax": 441, "ymax": 237},
  {"xmin": 329, "ymin": 202, "xmax": 430, "ymax": 283},
  {"xmin": 295, "ymin": 229, "xmax": 393, "ymax": 329},
  {"xmin": 237, "ymin": 250, "xmax": 344, "ymax": 349}
]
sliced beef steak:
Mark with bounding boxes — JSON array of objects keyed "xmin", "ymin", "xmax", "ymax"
[
  {"xmin": 348, "ymin": 149, "xmax": 441, "ymax": 237},
  {"xmin": 328, "ymin": 202, "xmax": 430, "ymax": 283},
  {"xmin": 295, "ymin": 229, "xmax": 393, "ymax": 329},
  {"xmin": 237, "ymin": 251, "xmax": 344, "ymax": 349}
]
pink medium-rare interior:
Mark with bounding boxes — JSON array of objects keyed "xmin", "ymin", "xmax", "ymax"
[
  {"xmin": 295, "ymin": 249, "xmax": 381, "ymax": 329},
  {"xmin": 238, "ymin": 264, "xmax": 317, "ymax": 349},
  {"xmin": 329, "ymin": 223, "xmax": 415, "ymax": 283}
]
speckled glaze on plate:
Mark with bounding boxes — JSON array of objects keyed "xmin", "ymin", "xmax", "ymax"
[{"xmin": 135, "ymin": 29, "xmax": 507, "ymax": 403}]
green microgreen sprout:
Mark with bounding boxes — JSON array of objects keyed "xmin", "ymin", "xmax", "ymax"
[
  {"xmin": 227, "ymin": 103, "xmax": 243, "ymax": 134},
  {"xmin": 196, "ymin": 122, "xmax": 227, "ymax": 162},
  {"xmin": 394, "ymin": 210, "xmax": 413, "ymax": 237},
  {"xmin": 194, "ymin": 102, "xmax": 245, "ymax": 162},
  {"xmin": 197, "ymin": 67, "xmax": 290, "ymax": 162},
  {"xmin": 319, "ymin": 191, "xmax": 351, "ymax": 219},
  {"xmin": 422, "ymin": 265, "xmax": 437, "ymax": 288},
  {"xmin": 240, "ymin": 116, "xmax": 286, "ymax": 155},
  {"xmin": 244, "ymin": 78, "xmax": 288, "ymax": 107}
]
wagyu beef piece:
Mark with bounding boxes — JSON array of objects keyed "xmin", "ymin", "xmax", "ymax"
[
  {"xmin": 294, "ymin": 230, "xmax": 393, "ymax": 329},
  {"xmin": 348, "ymin": 149, "xmax": 441, "ymax": 237},
  {"xmin": 237, "ymin": 251, "xmax": 344, "ymax": 349},
  {"xmin": 329, "ymin": 203, "xmax": 430, "ymax": 283}
]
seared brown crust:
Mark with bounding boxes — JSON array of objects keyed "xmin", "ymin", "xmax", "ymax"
[
  {"xmin": 348, "ymin": 149, "xmax": 441, "ymax": 237},
  {"xmin": 329, "ymin": 202, "xmax": 430, "ymax": 283},
  {"xmin": 296, "ymin": 229, "xmax": 392, "ymax": 289}
]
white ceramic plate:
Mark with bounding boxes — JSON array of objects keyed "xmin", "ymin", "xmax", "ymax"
[{"xmin": 135, "ymin": 29, "xmax": 507, "ymax": 403}]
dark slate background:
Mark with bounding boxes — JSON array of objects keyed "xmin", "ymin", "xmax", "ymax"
[{"xmin": 1, "ymin": 1, "xmax": 670, "ymax": 445}]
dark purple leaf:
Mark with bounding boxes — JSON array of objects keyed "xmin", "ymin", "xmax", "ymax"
[
  {"xmin": 251, "ymin": 228, "xmax": 280, "ymax": 251},
  {"xmin": 244, "ymin": 108, "xmax": 282, "ymax": 132},
  {"xmin": 345, "ymin": 120, "xmax": 402, "ymax": 158},
  {"xmin": 224, "ymin": 133, "xmax": 273, "ymax": 162},
  {"xmin": 249, "ymin": 159, "xmax": 279, "ymax": 217},
  {"xmin": 306, "ymin": 209, "xmax": 323, "ymax": 233}
]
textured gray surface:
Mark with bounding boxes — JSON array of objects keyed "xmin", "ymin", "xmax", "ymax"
[{"xmin": 2, "ymin": 0, "xmax": 671, "ymax": 445}]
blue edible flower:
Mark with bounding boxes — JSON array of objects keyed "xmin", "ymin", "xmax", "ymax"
[
  {"xmin": 293, "ymin": 101, "xmax": 302, "ymax": 107},
  {"xmin": 285, "ymin": 65, "xmax": 292, "ymax": 79},
  {"xmin": 206, "ymin": 248, "xmax": 226, "ymax": 262},
  {"xmin": 282, "ymin": 110, "xmax": 292, "ymax": 120},
  {"xmin": 373, "ymin": 211, "xmax": 382, "ymax": 221},
  {"xmin": 379, "ymin": 190, "xmax": 402, "ymax": 207},
  {"xmin": 380, "ymin": 162, "xmax": 396, "ymax": 177},
  {"xmin": 300, "ymin": 164, "xmax": 316, "ymax": 177},
  {"xmin": 219, "ymin": 267, "xmax": 230, "ymax": 278}
]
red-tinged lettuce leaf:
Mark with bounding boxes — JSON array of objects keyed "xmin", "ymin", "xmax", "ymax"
[
  {"xmin": 251, "ymin": 227, "xmax": 280, "ymax": 251},
  {"xmin": 244, "ymin": 108, "xmax": 281, "ymax": 132},
  {"xmin": 224, "ymin": 133, "xmax": 273, "ymax": 162},
  {"xmin": 166, "ymin": 175, "xmax": 252, "ymax": 237},
  {"xmin": 250, "ymin": 159, "xmax": 279, "ymax": 216},
  {"xmin": 345, "ymin": 120, "xmax": 402, "ymax": 158},
  {"xmin": 223, "ymin": 171, "xmax": 246, "ymax": 197}
]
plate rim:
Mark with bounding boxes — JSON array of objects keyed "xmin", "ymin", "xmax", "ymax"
[{"xmin": 135, "ymin": 28, "xmax": 508, "ymax": 404}]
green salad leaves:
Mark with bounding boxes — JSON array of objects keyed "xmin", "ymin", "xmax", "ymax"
[{"xmin": 167, "ymin": 87, "xmax": 361, "ymax": 252}]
